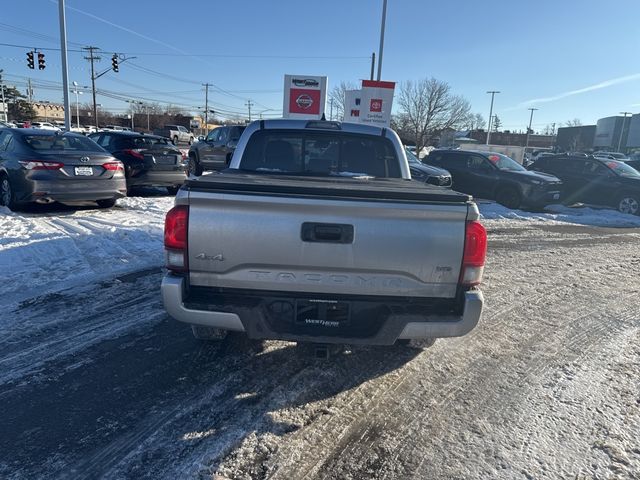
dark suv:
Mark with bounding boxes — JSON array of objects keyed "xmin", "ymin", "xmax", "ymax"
[
  {"xmin": 425, "ymin": 150, "xmax": 562, "ymax": 209},
  {"xmin": 528, "ymin": 154, "xmax": 640, "ymax": 215},
  {"xmin": 188, "ymin": 125, "xmax": 245, "ymax": 175},
  {"xmin": 89, "ymin": 131, "xmax": 186, "ymax": 194}
]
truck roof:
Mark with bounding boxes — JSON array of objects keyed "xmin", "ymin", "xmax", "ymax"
[{"xmin": 259, "ymin": 118, "xmax": 387, "ymax": 136}]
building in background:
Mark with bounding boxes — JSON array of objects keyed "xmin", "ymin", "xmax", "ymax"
[
  {"xmin": 624, "ymin": 114, "xmax": 640, "ymax": 151},
  {"xmin": 556, "ymin": 125, "xmax": 596, "ymax": 152},
  {"xmin": 593, "ymin": 116, "xmax": 629, "ymax": 151},
  {"xmin": 32, "ymin": 102, "xmax": 64, "ymax": 122}
]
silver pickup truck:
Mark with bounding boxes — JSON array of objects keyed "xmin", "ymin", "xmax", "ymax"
[{"xmin": 161, "ymin": 119, "xmax": 486, "ymax": 347}]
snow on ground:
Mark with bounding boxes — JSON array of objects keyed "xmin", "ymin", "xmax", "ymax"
[
  {"xmin": 478, "ymin": 202, "xmax": 640, "ymax": 227},
  {"xmin": 0, "ymin": 195, "xmax": 174, "ymax": 309}
]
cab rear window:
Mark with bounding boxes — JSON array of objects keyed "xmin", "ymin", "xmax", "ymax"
[{"xmin": 239, "ymin": 130, "xmax": 401, "ymax": 178}]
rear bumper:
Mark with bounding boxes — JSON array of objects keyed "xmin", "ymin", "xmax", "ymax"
[
  {"xmin": 161, "ymin": 274, "xmax": 484, "ymax": 345},
  {"xmin": 19, "ymin": 177, "xmax": 127, "ymax": 203},
  {"xmin": 128, "ymin": 169, "xmax": 187, "ymax": 187}
]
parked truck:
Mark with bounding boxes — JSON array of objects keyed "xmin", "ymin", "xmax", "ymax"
[
  {"xmin": 154, "ymin": 125, "xmax": 194, "ymax": 145},
  {"xmin": 161, "ymin": 119, "xmax": 487, "ymax": 348}
]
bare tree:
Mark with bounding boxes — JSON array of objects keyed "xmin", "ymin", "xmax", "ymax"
[
  {"xmin": 328, "ymin": 81, "xmax": 357, "ymax": 121},
  {"xmin": 492, "ymin": 115, "xmax": 502, "ymax": 132},
  {"xmin": 463, "ymin": 112, "xmax": 486, "ymax": 131},
  {"xmin": 565, "ymin": 118, "xmax": 582, "ymax": 127},
  {"xmin": 397, "ymin": 77, "xmax": 471, "ymax": 152}
]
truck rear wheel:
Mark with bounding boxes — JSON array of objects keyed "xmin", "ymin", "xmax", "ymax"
[{"xmin": 191, "ymin": 325, "xmax": 227, "ymax": 341}]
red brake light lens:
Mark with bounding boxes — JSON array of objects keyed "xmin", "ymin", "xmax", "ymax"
[
  {"xmin": 19, "ymin": 160, "xmax": 64, "ymax": 170},
  {"xmin": 123, "ymin": 149, "xmax": 145, "ymax": 160},
  {"xmin": 102, "ymin": 162, "xmax": 124, "ymax": 171},
  {"xmin": 164, "ymin": 205, "xmax": 189, "ymax": 249},
  {"xmin": 460, "ymin": 220, "xmax": 487, "ymax": 286}
]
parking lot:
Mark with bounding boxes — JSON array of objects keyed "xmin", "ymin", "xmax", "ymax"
[{"xmin": 1, "ymin": 196, "xmax": 639, "ymax": 479}]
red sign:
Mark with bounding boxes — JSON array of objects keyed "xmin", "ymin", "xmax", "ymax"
[
  {"xmin": 370, "ymin": 99, "xmax": 382, "ymax": 113},
  {"xmin": 289, "ymin": 88, "xmax": 320, "ymax": 115}
]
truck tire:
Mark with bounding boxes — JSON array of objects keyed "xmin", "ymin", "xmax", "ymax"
[
  {"xmin": 496, "ymin": 186, "xmax": 522, "ymax": 210},
  {"xmin": 191, "ymin": 325, "xmax": 227, "ymax": 341},
  {"xmin": 172, "ymin": 135, "xmax": 179, "ymax": 145},
  {"xmin": 189, "ymin": 136, "xmax": 194, "ymax": 145}
]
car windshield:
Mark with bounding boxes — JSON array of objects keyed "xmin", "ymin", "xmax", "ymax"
[
  {"xmin": 486, "ymin": 153, "xmax": 526, "ymax": 171},
  {"xmin": 604, "ymin": 160, "xmax": 640, "ymax": 178},
  {"xmin": 22, "ymin": 134, "xmax": 105, "ymax": 152}
]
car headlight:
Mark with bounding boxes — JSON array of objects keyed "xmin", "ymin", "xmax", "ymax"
[{"xmin": 529, "ymin": 179, "xmax": 542, "ymax": 185}]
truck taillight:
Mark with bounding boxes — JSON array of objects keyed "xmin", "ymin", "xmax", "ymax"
[
  {"xmin": 164, "ymin": 205, "xmax": 189, "ymax": 272},
  {"xmin": 460, "ymin": 220, "xmax": 487, "ymax": 287}
]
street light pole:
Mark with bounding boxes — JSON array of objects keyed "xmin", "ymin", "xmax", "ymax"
[
  {"xmin": 617, "ymin": 111, "xmax": 632, "ymax": 152},
  {"xmin": 376, "ymin": 0, "xmax": 388, "ymax": 81},
  {"xmin": 58, "ymin": 0, "xmax": 72, "ymax": 131},
  {"xmin": 0, "ymin": 70, "xmax": 6, "ymax": 122},
  {"xmin": 525, "ymin": 107, "xmax": 538, "ymax": 150},
  {"xmin": 72, "ymin": 81, "xmax": 83, "ymax": 128},
  {"xmin": 486, "ymin": 91, "xmax": 500, "ymax": 145}
]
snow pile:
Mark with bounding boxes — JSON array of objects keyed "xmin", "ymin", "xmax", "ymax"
[
  {"xmin": 0, "ymin": 196, "xmax": 174, "ymax": 308},
  {"xmin": 479, "ymin": 202, "xmax": 640, "ymax": 227}
]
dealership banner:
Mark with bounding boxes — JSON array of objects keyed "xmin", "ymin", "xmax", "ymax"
[
  {"xmin": 343, "ymin": 89, "xmax": 362, "ymax": 123},
  {"xmin": 358, "ymin": 80, "xmax": 395, "ymax": 127},
  {"xmin": 283, "ymin": 74, "xmax": 327, "ymax": 120}
]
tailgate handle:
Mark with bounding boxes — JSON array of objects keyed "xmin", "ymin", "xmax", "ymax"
[{"xmin": 301, "ymin": 223, "xmax": 354, "ymax": 244}]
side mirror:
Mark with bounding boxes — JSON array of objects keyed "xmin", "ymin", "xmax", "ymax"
[
  {"xmin": 198, "ymin": 135, "xmax": 205, "ymax": 141},
  {"xmin": 226, "ymin": 140, "xmax": 238, "ymax": 149}
]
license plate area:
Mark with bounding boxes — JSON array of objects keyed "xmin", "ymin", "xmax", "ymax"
[
  {"xmin": 295, "ymin": 299, "xmax": 350, "ymax": 328},
  {"xmin": 74, "ymin": 166, "xmax": 93, "ymax": 176}
]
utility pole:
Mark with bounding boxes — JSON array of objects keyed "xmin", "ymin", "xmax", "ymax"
[
  {"xmin": 486, "ymin": 90, "xmax": 500, "ymax": 145},
  {"xmin": 525, "ymin": 107, "xmax": 538, "ymax": 150},
  {"xmin": 0, "ymin": 70, "xmax": 6, "ymax": 122},
  {"xmin": 377, "ymin": 0, "xmax": 388, "ymax": 81},
  {"xmin": 330, "ymin": 98, "xmax": 334, "ymax": 121},
  {"xmin": 27, "ymin": 78, "xmax": 33, "ymax": 102},
  {"xmin": 618, "ymin": 112, "xmax": 632, "ymax": 152},
  {"xmin": 245, "ymin": 100, "xmax": 254, "ymax": 122},
  {"xmin": 83, "ymin": 46, "xmax": 101, "ymax": 129},
  {"xmin": 370, "ymin": 52, "xmax": 375, "ymax": 81},
  {"xmin": 202, "ymin": 83, "xmax": 210, "ymax": 135},
  {"xmin": 58, "ymin": 0, "xmax": 72, "ymax": 131}
]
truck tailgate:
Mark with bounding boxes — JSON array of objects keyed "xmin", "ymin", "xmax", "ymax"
[{"xmin": 186, "ymin": 176, "xmax": 470, "ymax": 299}]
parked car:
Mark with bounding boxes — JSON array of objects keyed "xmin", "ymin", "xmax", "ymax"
[
  {"xmin": 528, "ymin": 154, "xmax": 640, "ymax": 215},
  {"xmin": 162, "ymin": 119, "xmax": 486, "ymax": 347},
  {"xmin": 30, "ymin": 122, "xmax": 61, "ymax": 131},
  {"xmin": 154, "ymin": 125, "xmax": 194, "ymax": 145},
  {"xmin": 187, "ymin": 125, "xmax": 245, "ymax": 175},
  {"xmin": 0, "ymin": 128, "xmax": 126, "ymax": 210},
  {"xmin": 88, "ymin": 131, "xmax": 186, "ymax": 194},
  {"xmin": 623, "ymin": 159, "xmax": 640, "ymax": 172},
  {"xmin": 405, "ymin": 147, "xmax": 452, "ymax": 187},
  {"xmin": 424, "ymin": 149, "xmax": 562, "ymax": 209}
]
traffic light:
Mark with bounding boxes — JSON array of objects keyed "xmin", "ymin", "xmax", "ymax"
[
  {"xmin": 111, "ymin": 54, "xmax": 119, "ymax": 72},
  {"xmin": 37, "ymin": 52, "xmax": 45, "ymax": 70},
  {"xmin": 27, "ymin": 51, "xmax": 35, "ymax": 69}
]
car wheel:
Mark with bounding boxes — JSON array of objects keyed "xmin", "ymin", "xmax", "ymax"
[
  {"xmin": 618, "ymin": 194, "xmax": 640, "ymax": 215},
  {"xmin": 0, "ymin": 175, "xmax": 19, "ymax": 211},
  {"xmin": 172, "ymin": 135, "xmax": 178, "ymax": 145},
  {"xmin": 188, "ymin": 136, "xmax": 194, "ymax": 145},
  {"xmin": 496, "ymin": 187, "xmax": 522, "ymax": 209},
  {"xmin": 188, "ymin": 156, "xmax": 203, "ymax": 176},
  {"xmin": 166, "ymin": 186, "xmax": 180, "ymax": 195},
  {"xmin": 96, "ymin": 198, "xmax": 116, "ymax": 209},
  {"xmin": 191, "ymin": 325, "xmax": 227, "ymax": 341}
]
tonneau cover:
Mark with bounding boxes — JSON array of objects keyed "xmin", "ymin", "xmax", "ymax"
[{"xmin": 186, "ymin": 171, "xmax": 471, "ymax": 204}]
